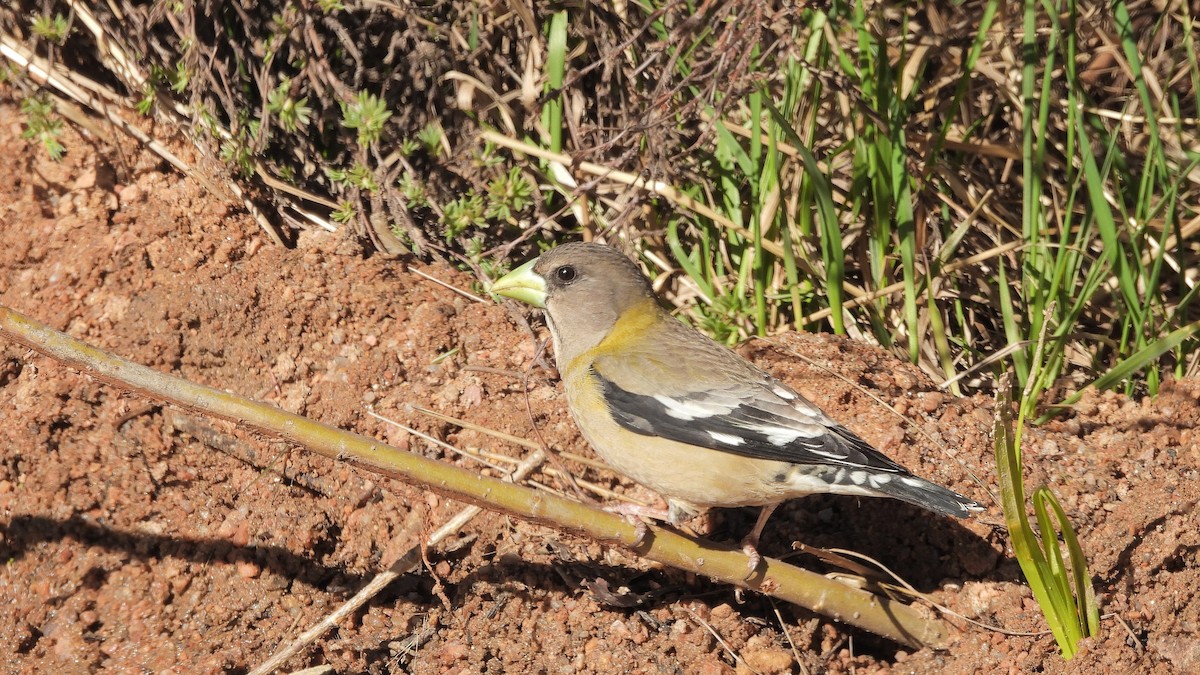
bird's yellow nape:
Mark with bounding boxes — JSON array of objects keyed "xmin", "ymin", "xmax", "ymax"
[{"xmin": 489, "ymin": 257, "xmax": 547, "ymax": 308}]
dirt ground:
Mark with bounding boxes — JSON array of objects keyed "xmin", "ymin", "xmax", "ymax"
[{"xmin": 1, "ymin": 98, "xmax": 1197, "ymax": 675}]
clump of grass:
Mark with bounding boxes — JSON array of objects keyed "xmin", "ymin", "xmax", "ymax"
[
  {"xmin": 994, "ymin": 351, "xmax": 1100, "ymax": 658},
  {"xmin": 523, "ymin": 0, "xmax": 1199, "ymax": 403}
]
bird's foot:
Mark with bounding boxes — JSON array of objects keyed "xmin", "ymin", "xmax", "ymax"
[
  {"xmin": 740, "ymin": 538, "xmax": 763, "ymax": 574},
  {"xmin": 604, "ymin": 503, "xmax": 670, "ymax": 546},
  {"xmin": 739, "ymin": 503, "xmax": 780, "ymax": 575}
]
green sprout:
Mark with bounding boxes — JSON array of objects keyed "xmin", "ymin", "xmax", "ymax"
[
  {"xmin": 31, "ymin": 13, "xmax": 69, "ymax": 44},
  {"xmin": 340, "ymin": 92, "xmax": 391, "ymax": 146},
  {"xmin": 331, "ymin": 201, "xmax": 356, "ymax": 223},
  {"xmin": 398, "ymin": 172, "xmax": 429, "ymax": 208},
  {"xmin": 442, "ymin": 193, "xmax": 487, "ymax": 241},
  {"xmin": 170, "ymin": 61, "xmax": 190, "ymax": 94},
  {"xmin": 267, "ymin": 81, "xmax": 313, "ymax": 132},
  {"xmin": 485, "ymin": 167, "xmax": 535, "ymax": 221},
  {"xmin": 994, "ymin": 308, "xmax": 1100, "ymax": 659},
  {"xmin": 398, "ymin": 137, "xmax": 420, "ymax": 157},
  {"xmin": 327, "ymin": 164, "xmax": 378, "ymax": 191},
  {"xmin": 347, "ymin": 164, "xmax": 378, "ymax": 191},
  {"xmin": 20, "ymin": 95, "xmax": 66, "ymax": 160},
  {"xmin": 415, "ymin": 122, "xmax": 443, "ymax": 156},
  {"xmin": 219, "ymin": 121, "xmax": 258, "ymax": 176}
]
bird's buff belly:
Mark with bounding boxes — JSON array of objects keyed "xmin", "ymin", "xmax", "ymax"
[{"xmin": 570, "ymin": 399, "xmax": 794, "ymax": 510}]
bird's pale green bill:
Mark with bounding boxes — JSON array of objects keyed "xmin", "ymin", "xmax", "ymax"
[{"xmin": 489, "ymin": 257, "xmax": 547, "ymax": 308}]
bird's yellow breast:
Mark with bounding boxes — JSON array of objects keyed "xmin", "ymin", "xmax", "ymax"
[{"xmin": 563, "ymin": 298, "xmax": 661, "ymax": 375}]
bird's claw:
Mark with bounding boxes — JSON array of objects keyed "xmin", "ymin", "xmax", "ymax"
[
  {"xmin": 604, "ymin": 503, "xmax": 668, "ymax": 546},
  {"xmin": 741, "ymin": 540, "xmax": 762, "ymax": 574},
  {"xmin": 631, "ymin": 520, "xmax": 649, "ymax": 546}
]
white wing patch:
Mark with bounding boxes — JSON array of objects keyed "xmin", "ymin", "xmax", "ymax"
[
  {"xmin": 707, "ymin": 431, "xmax": 745, "ymax": 446},
  {"xmin": 652, "ymin": 395, "xmax": 703, "ymax": 420},
  {"xmin": 733, "ymin": 422, "xmax": 845, "ymax": 455},
  {"xmin": 652, "ymin": 394, "xmax": 734, "ymax": 421},
  {"xmin": 755, "ymin": 426, "xmax": 806, "ymax": 446}
]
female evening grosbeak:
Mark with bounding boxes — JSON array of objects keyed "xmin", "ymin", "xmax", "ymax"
[{"xmin": 491, "ymin": 242, "xmax": 981, "ymax": 568}]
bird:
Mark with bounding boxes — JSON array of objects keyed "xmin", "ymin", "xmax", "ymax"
[{"xmin": 490, "ymin": 242, "xmax": 982, "ymax": 570}]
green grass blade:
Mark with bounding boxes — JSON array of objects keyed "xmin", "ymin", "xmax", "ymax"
[
  {"xmin": 667, "ymin": 218, "xmax": 715, "ymax": 303},
  {"xmin": 768, "ymin": 104, "xmax": 844, "ymax": 334},
  {"xmin": 1032, "ymin": 489, "xmax": 1083, "ymax": 647},
  {"xmin": 542, "ymin": 10, "xmax": 568, "ymax": 153},
  {"xmin": 1055, "ymin": 320, "xmax": 1200, "ymax": 410},
  {"xmin": 1039, "ymin": 488, "xmax": 1102, "ymax": 636}
]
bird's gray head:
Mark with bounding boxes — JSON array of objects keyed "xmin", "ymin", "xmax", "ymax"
[{"xmin": 490, "ymin": 242, "xmax": 657, "ymax": 365}]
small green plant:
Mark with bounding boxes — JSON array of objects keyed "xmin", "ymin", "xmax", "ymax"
[
  {"xmin": 317, "ymin": 0, "xmax": 345, "ymax": 12},
  {"xmin": 994, "ymin": 383, "xmax": 1099, "ymax": 658},
  {"xmin": 331, "ymin": 201, "xmax": 356, "ymax": 223},
  {"xmin": 476, "ymin": 256, "xmax": 508, "ymax": 282},
  {"xmin": 267, "ymin": 80, "xmax": 312, "ymax": 132},
  {"xmin": 442, "ymin": 193, "xmax": 487, "ymax": 241},
  {"xmin": 485, "ymin": 167, "xmax": 535, "ymax": 221},
  {"xmin": 135, "ymin": 84, "xmax": 157, "ymax": 115},
  {"xmin": 327, "ymin": 163, "xmax": 379, "ymax": 191},
  {"xmin": 697, "ymin": 293, "xmax": 753, "ymax": 346},
  {"xmin": 466, "ymin": 237, "xmax": 507, "ymax": 294},
  {"xmin": 31, "ymin": 13, "xmax": 69, "ymax": 43},
  {"xmin": 415, "ymin": 122, "xmax": 443, "ymax": 156},
  {"xmin": 169, "ymin": 61, "xmax": 190, "ymax": 94},
  {"xmin": 219, "ymin": 121, "xmax": 259, "ymax": 176},
  {"xmin": 219, "ymin": 138, "xmax": 253, "ymax": 175},
  {"xmin": 474, "ymin": 140, "xmax": 505, "ymax": 169},
  {"xmin": 138, "ymin": 62, "xmax": 191, "ymax": 111},
  {"xmin": 346, "ymin": 164, "xmax": 378, "ymax": 191},
  {"xmin": 340, "ymin": 92, "xmax": 391, "ymax": 146},
  {"xmin": 398, "ymin": 137, "xmax": 421, "ymax": 157},
  {"xmin": 20, "ymin": 94, "xmax": 65, "ymax": 160},
  {"xmin": 398, "ymin": 172, "xmax": 429, "ymax": 207},
  {"xmin": 270, "ymin": 10, "xmax": 293, "ymax": 33}
]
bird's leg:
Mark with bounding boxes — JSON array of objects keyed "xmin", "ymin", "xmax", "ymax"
[{"xmin": 740, "ymin": 503, "xmax": 780, "ymax": 573}]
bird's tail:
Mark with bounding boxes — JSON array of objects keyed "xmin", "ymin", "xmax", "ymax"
[
  {"xmin": 790, "ymin": 465, "xmax": 983, "ymax": 517},
  {"xmin": 878, "ymin": 473, "xmax": 982, "ymax": 518}
]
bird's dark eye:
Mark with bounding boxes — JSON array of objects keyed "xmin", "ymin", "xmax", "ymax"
[{"xmin": 554, "ymin": 265, "xmax": 577, "ymax": 283}]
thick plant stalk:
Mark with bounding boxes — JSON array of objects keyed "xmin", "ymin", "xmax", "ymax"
[{"xmin": 0, "ymin": 304, "xmax": 953, "ymax": 649}]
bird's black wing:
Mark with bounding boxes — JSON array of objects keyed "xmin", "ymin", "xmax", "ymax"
[{"xmin": 592, "ymin": 366, "xmax": 909, "ymax": 474}]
